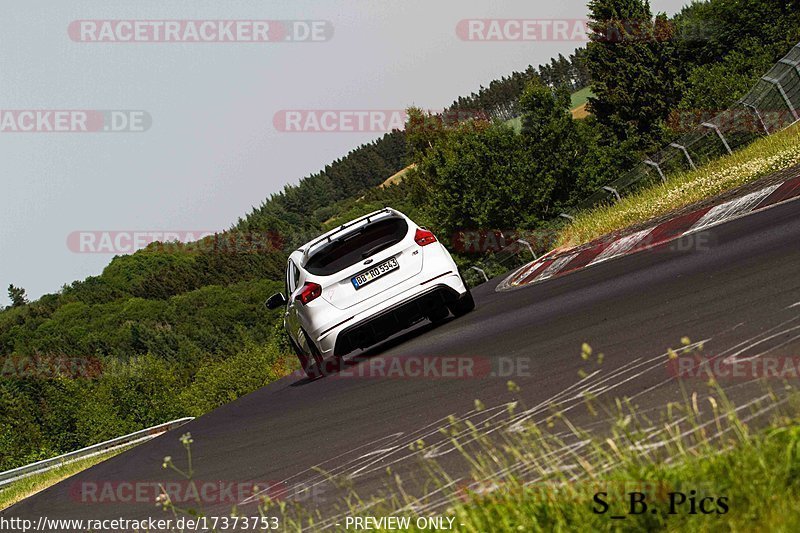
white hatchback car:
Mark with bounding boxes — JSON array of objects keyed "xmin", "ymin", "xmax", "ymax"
[{"xmin": 266, "ymin": 208, "xmax": 475, "ymax": 378}]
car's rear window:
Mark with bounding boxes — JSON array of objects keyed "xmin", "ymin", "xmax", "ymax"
[{"xmin": 305, "ymin": 217, "xmax": 408, "ymax": 276}]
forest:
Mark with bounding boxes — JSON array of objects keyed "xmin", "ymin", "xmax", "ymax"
[{"xmin": 2, "ymin": 0, "xmax": 799, "ymax": 470}]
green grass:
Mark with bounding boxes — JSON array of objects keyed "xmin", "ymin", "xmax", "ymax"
[
  {"xmin": 506, "ymin": 87, "xmax": 594, "ymax": 132},
  {"xmin": 419, "ymin": 419, "xmax": 800, "ymax": 532},
  {"xmin": 0, "ymin": 448, "xmax": 125, "ymax": 510},
  {"xmin": 558, "ymin": 122, "xmax": 800, "ymax": 248},
  {"xmin": 505, "ymin": 116, "xmax": 522, "ymax": 132},
  {"xmin": 570, "ymin": 86, "xmax": 594, "ymax": 109},
  {"xmin": 218, "ymin": 341, "xmax": 800, "ymax": 532},
  {"xmin": 148, "ymin": 342, "xmax": 800, "ymax": 531}
]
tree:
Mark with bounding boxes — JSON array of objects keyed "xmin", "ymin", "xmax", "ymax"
[
  {"xmin": 7, "ymin": 285, "xmax": 27, "ymax": 308},
  {"xmin": 519, "ymin": 82, "xmax": 586, "ymax": 211},
  {"xmin": 676, "ymin": 39, "xmax": 775, "ymax": 113},
  {"xmin": 411, "ymin": 122, "xmax": 535, "ymax": 236},
  {"xmin": 412, "ymin": 81, "xmax": 598, "ymax": 236},
  {"xmin": 586, "ymin": 0, "xmax": 680, "ymax": 149},
  {"xmin": 570, "ymin": 48, "xmax": 592, "ymax": 88}
]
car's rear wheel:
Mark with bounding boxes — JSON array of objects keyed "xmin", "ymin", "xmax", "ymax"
[
  {"xmin": 428, "ymin": 305, "xmax": 450, "ymax": 324},
  {"xmin": 448, "ymin": 288, "xmax": 475, "ymax": 317}
]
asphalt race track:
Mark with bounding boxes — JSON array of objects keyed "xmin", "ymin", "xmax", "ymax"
[{"xmin": 4, "ymin": 195, "xmax": 800, "ymax": 529}]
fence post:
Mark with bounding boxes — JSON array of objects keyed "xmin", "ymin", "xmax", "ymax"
[
  {"xmin": 470, "ymin": 266, "xmax": 489, "ymax": 283},
  {"xmin": 779, "ymin": 58, "xmax": 800, "ymax": 79},
  {"xmin": 644, "ymin": 160, "xmax": 666, "ymax": 183},
  {"xmin": 515, "ymin": 239, "xmax": 537, "ymax": 259},
  {"xmin": 670, "ymin": 143, "xmax": 696, "ymax": 170},
  {"xmin": 701, "ymin": 122, "xmax": 733, "ymax": 155},
  {"xmin": 742, "ymin": 102, "xmax": 771, "ymax": 135},
  {"xmin": 602, "ymin": 186, "xmax": 621, "ymax": 202},
  {"xmin": 762, "ymin": 75, "xmax": 799, "ymax": 122}
]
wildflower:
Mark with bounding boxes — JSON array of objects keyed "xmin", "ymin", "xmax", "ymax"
[{"xmin": 581, "ymin": 343, "xmax": 592, "ymax": 360}]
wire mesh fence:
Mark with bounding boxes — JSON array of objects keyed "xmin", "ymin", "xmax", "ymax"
[
  {"xmin": 465, "ymin": 41, "xmax": 800, "ymax": 285},
  {"xmin": 575, "ymin": 41, "xmax": 800, "ymax": 211}
]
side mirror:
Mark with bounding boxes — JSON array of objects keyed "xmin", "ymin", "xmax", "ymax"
[{"xmin": 265, "ymin": 293, "xmax": 288, "ymax": 310}]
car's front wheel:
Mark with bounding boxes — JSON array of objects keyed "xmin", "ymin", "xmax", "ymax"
[{"xmin": 290, "ymin": 331, "xmax": 325, "ymax": 379}]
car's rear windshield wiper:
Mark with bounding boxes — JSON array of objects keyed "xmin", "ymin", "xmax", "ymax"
[{"xmin": 361, "ymin": 241, "xmax": 394, "ymax": 259}]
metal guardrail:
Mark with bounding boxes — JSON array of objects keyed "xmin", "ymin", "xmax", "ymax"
[{"xmin": 0, "ymin": 417, "xmax": 194, "ymax": 489}]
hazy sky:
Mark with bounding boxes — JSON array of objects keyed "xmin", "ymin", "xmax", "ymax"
[{"xmin": 0, "ymin": 0, "xmax": 690, "ymax": 306}]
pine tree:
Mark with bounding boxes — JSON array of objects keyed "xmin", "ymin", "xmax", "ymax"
[
  {"xmin": 7, "ymin": 284, "xmax": 28, "ymax": 308},
  {"xmin": 519, "ymin": 82, "xmax": 585, "ymax": 211},
  {"xmin": 586, "ymin": 0, "xmax": 680, "ymax": 149}
]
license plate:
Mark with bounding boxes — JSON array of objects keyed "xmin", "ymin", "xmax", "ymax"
[{"xmin": 352, "ymin": 257, "xmax": 399, "ymax": 289}]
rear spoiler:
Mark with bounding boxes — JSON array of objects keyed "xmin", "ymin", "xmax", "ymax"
[{"xmin": 302, "ymin": 208, "xmax": 402, "ymax": 261}]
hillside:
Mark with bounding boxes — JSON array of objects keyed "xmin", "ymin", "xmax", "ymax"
[
  {"xmin": 2, "ymin": 0, "xmax": 799, "ymax": 475},
  {"xmin": 0, "ymin": 56, "xmax": 589, "ymax": 471}
]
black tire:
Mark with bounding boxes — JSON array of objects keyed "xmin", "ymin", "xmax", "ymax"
[
  {"xmin": 291, "ymin": 331, "xmax": 325, "ymax": 379},
  {"xmin": 428, "ymin": 305, "xmax": 450, "ymax": 324},
  {"xmin": 288, "ymin": 336, "xmax": 313, "ymax": 378},
  {"xmin": 448, "ymin": 289, "xmax": 475, "ymax": 317}
]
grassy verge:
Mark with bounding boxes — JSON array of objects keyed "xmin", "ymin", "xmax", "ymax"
[
  {"xmin": 202, "ymin": 341, "xmax": 797, "ymax": 532},
  {"xmin": 340, "ymin": 340, "xmax": 800, "ymax": 532},
  {"xmin": 149, "ymin": 342, "xmax": 800, "ymax": 531},
  {"xmin": 558, "ymin": 122, "xmax": 800, "ymax": 248},
  {"xmin": 429, "ymin": 417, "xmax": 800, "ymax": 532},
  {"xmin": 0, "ymin": 448, "xmax": 126, "ymax": 511}
]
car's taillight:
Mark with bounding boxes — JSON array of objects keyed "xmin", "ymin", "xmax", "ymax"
[
  {"xmin": 415, "ymin": 228, "xmax": 437, "ymax": 246},
  {"xmin": 297, "ymin": 282, "xmax": 322, "ymax": 305}
]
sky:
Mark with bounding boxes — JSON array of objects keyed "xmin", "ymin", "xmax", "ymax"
[{"xmin": 0, "ymin": 0, "xmax": 690, "ymax": 307}]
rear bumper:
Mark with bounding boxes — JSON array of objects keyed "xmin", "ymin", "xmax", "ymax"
[
  {"xmin": 310, "ymin": 270, "xmax": 467, "ymax": 357},
  {"xmin": 332, "ymin": 283, "xmax": 461, "ymax": 356}
]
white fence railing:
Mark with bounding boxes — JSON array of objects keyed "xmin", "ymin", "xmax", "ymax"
[{"xmin": 0, "ymin": 417, "xmax": 194, "ymax": 489}]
